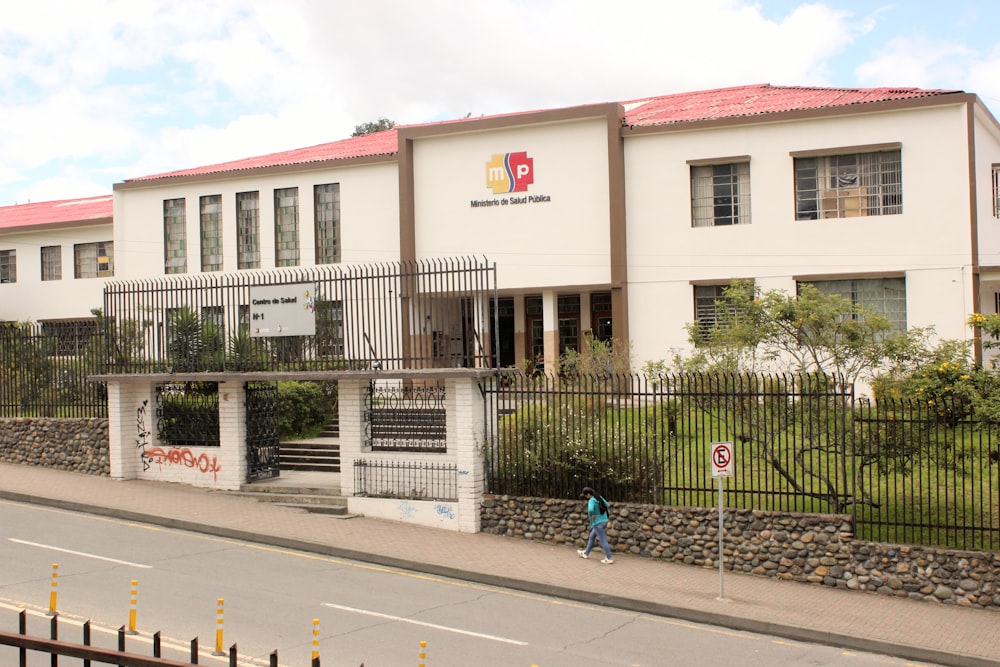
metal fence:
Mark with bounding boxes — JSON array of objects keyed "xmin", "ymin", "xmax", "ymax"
[
  {"xmin": 101, "ymin": 257, "xmax": 497, "ymax": 374},
  {"xmin": 353, "ymin": 459, "xmax": 458, "ymax": 501},
  {"xmin": 484, "ymin": 373, "xmax": 999, "ymax": 551},
  {"xmin": 0, "ymin": 322, "xmax": 107, "ymax": 418},
  {"xmin": 366, "ymin": 383, "xmax": 447, "ymax": 452}
]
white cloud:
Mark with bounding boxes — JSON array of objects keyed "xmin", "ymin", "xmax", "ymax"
[{"xmin": 856, "ymin": 36, "xmax": 975, "ymax": 88}]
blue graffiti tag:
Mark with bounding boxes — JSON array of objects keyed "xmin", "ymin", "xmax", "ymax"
[{"xmin": 434, "ymin": 504, "xmax": 455, "ymax": 519}]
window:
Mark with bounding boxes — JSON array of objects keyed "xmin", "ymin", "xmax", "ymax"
[
  {"xmin": 41, "ymin": 246, "xmax": 61, "ymax": 281},
  {"xmin": 794, "ymin": 149, "xmax": 902, "ymax": 220},
  {"xmin": 557, "ymin": 294, "xmax": 580, "ymax": 354},
  {"xmin": 74, "ymin": 241, "xmax": 114, "ymax": 279},
  {"xmin": 694, "ymin": 282, "xmax": 753, "ymax": 341},
  {"xmin": 0, "ymin": 250, "xmax": 15, "ymax": 284},
  {"xmin": 163, "ymin": 198, "xmax": 187, "ymax": 274},
  {"xmin": 691, "ymin": 161, "xmax": 750, "ymax": 227},
  {"xmin": 801, "ymin": 277, "xmax": 907, "ymax": 332},
  {"xmin": 314, "ymin": 183, "xmax": 341, "ymax": 265},
  {"xmin": 200, "ymin": 195, "xmax": 223, "ymax": 272},
  {"xmin": 591, "ymin": 292, "xmax": 613, "ymax": 343},
  {"xmin": 274, "ymin": 187, "xmax": 299, "ymax": 267},
  {"xmin": 992, "ymin": 164, "xmax": 1000, "ymax": 219},
  {"xmin": 236, "ymin": 191, "xmax": 260, "ymax": 269}
]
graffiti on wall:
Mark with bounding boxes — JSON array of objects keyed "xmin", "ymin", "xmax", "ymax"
[
  {"xmin": 135, "ymin": 399, "xmax": 221, "ymax": 480},
  {"xmin": 143, "ymin": 447, "xmax": 221, "ymax": 480}
]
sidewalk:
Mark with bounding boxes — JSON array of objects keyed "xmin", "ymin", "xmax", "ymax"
[{"xmin": 0, "ymin": 462, "xmax": 996, "ymax": 667}]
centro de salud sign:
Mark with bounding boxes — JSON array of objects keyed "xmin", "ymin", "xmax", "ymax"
[{"xmin": 249, "ymin": 283, "xmax": 317, "ymax": 337}]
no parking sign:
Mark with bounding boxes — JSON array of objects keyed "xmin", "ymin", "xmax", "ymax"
[{"xmin": 711, "ymin": 441, "xmax": 734, "ymax": 478}]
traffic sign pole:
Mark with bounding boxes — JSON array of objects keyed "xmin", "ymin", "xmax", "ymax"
[{"xmin": 710, "ymin": 442, "xmax": 733, "ymax": 602}]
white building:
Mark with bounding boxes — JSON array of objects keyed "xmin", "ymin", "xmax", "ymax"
[
  {"xmin": 5, "ymin": 83, "xmax": 1000, "ymax": 368},
  {"xmin": 0, "ymin": 196, "xmax": 114, "ymax": 322}
]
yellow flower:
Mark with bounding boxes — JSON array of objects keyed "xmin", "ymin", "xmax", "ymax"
[{"xmin": 960, "ymin": 374, "xmax": 970, "ymax": 380}]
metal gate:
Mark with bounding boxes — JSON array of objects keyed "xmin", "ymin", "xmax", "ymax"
[{"xmin": 245, "ymin": 381, "xmax": 280, "ymax": 481}]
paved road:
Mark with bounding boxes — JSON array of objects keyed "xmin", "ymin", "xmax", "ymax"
[
  {"xmin": 0, "ymin": 463, "xmax": 997, "ymax": 667},
  {"xmin": 1, "ymin": 500, "xmax": 949, "ymax": 666}
]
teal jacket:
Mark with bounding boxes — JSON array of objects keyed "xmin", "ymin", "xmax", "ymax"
[{"xmin": 588, "ymin": 496, "xmax": 609, "ymax": 527}]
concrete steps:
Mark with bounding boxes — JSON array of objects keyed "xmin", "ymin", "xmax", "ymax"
[
  {"xmin": 280, "ymin": 438, "xmax": 340, "ymax": 473},
  {"xmin": 235, "ymin": 471, "xmax": 354, "ymax": 517}
]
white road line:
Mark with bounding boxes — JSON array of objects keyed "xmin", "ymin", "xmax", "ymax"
[
  {"xmin": 8, "ymin": 538, "xmax": 153, "ymax": 569},
  {"xmin": 322, "ymin": 602, "xmax": 528, "ymax": 646}
]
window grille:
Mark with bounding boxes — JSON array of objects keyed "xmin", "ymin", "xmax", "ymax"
[
  {"xmin": 163, "ymin": 198, "xmax": 187, "ymax": 274},
  {"xmin": 41, "ymin": 245, "xmax": 61, "ymax": 281},
  {"xmin": 274, "ymin": 187, "xmax": 300, "ymax": 267},
  {"xmin": 691, "ymin": 162, "xmax": 751, "ymax": 226},
  {"xmin": 314, "ymin": 183, "xmax": 341, "ymax": 265},
  {"xmin": 200, "ymin": 195, "xmax": 223, "ymax": 272},
  {"xmin": 795, "ymin": 150, "xmax": 902, "ymax": 220},
  {"xmin": 0, "ymin": 249, "xmax": 16, "ymax": 284},
  {"xmin": 74, "ymin": 241, "xmax": 114, "ymax": 279},
  {"xmin": 236, "ymin": 191, "xmax": 260, "ymax": 270},
  {"xmin": 803, "ymin": 277, "xmax": 907, "ymax": 332}
]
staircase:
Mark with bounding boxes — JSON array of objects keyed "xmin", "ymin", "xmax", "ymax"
[
  {"xmin": 279, "ymin": 438, "xmax": 340, "ymax": 473},
  {"xmin": 236, "ymin": 471, "xmax": 353, "ymax": 517}
]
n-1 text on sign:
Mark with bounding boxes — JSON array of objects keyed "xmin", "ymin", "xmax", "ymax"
[
  {"xmin": 249, "ymin": 283, "xmax": 317, "ymax": 337},
  {"xmin": 711, "ymin": 441, "xmax": 734, "ymax": 478}
]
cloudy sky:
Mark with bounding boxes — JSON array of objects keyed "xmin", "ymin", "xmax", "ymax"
[{"xmin": 2, "ymin": 0, "xmax": 998, "ymax": 206}]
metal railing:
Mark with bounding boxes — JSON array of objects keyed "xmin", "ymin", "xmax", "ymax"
[
  {"xmin": 101, "ymin": 257, "xmax": 497, "ymax": 374},
  {"xmin": 366, "ymin": 383, "xmax": 447, "ymax": 452},
  {"xmin": 353, "ymin": 459, "xmax": 458, "ymax": 501},
  {"xmin": 0, "ymin": 322, "xmax": 107, "ymax": 418},
  {"xmin": 484, "ymin": 372, "xmax": 999, "ymax": 551}
]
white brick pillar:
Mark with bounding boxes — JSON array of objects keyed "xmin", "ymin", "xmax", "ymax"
[
  {"xmin": 338, "ymin": 378, "xmax": 367, "ymax": 497},
  {"xmin": 108, "ymin": 380, "xmax": 158, "ymax": 480},
  {"xmin": 447, "ymin": 376, "xmax": 488, "ymax": 533},
  {"xmin": 216, "ymin": 381, "xmax": 247, "ymax": 490}
]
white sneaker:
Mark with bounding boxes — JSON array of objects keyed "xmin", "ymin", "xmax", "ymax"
[
  {"xmin": 577, "ymin": 549, "xmax": 588, "ymax": 559},
  {"xmin": 600, "ymin": 558, "xmax": 614, "ymax": 564}
]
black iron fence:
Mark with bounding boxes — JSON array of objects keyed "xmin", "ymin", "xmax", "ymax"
[
  {"xmin": 366, "ymin": 383, "xmax": 447, "ymax": 452},
  {"xmin": 0, "ymin": 322, "xmax": 107, "ymax": 418},
  {"xmin": 101, "ymin": 258, "xmax": 497, "ymax": 374},
  {"xmin": 485, "ymin": 373, "xmax": 999, "ymax": 551},
  {"xmin": 353, "ymin": 459, "xmax": 458, "ymax": 501}
]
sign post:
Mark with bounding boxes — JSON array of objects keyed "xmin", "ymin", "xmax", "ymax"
[{"xmin": 710, "ymin": 441, "xmax": 734, "ymax": 601}]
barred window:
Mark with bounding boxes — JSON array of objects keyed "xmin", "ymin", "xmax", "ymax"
[
  {"xmin": 691, "ymin": 162, "xmax": 750, "ymax": 227},
  {"xmin": 163, "ymin": 198, "xmax": 187, "ymax": 274},
  {"xmin": 802, "ymin": 277, "xmax": 907, "ymax": 332},
  {"xmin": 41, "ymin": 246, "xmax": 62, "ymax": 281},
  {"xmin": 694, "ymin": 282, "xmax": 753, "ymax": 341},
  {"xmin": 74, "ymin": 241, "xmax": 113, "ymax": 279},
  {"xmin": 992, "ymin": 164, "xmax": 1000, "ymax": 219},
  {"xmin": 314, "ymin": 183, "xmax": 341, "ymax": 265},
  {"xmin": 795, "ymin": 149, "xmax": 902, "ymax": 220},
  {"xmin": 236, "ymin": 191, "xmax": 260, "ymax": 269},
  {"xmin": 200, "ymin": 195, "xmax": 223, "ymax": 272},
  {"xmin": 274, "ymin": 187, "xmax": 299, "ymax": 267},
  {"xmin": 0, "ymin": 249, "xmax": 15, "ymax": 284}
]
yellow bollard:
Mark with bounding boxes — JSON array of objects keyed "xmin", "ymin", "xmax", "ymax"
[
  {"xmin": 127, "ymin": 580, "xmax": 138, "ymax": 634},
  {"xmin": 213, "ymin": 598, "xmax": 225, "ymax": 655},
  {"xmin": 418, "ymin": 639, "xmax": 427, "ymax": 667},
  {"xmin": 311, "ymin": 618, "xmax": 320, "ymax": 661},
  {"xmin": 47, "ymin": 563, "xmax": 58, "ymax": 616}
]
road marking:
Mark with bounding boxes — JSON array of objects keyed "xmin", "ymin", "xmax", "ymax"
[
  {"xmin": 323, "ymin": 602, "xmax": 528, "ymax": 646},
  {"xmin": 8, "ymin": 538, "xmax": 153, "ymax": 568}
]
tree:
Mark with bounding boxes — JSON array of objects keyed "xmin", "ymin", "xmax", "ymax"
[
  {"xmin": 351, "ymin": 117, "xmax": 396, "ymax": 137},
  {"xmin": 671, "ymin": 281, "xmax": 936, "ymax": 512},
  {"xmin": 681, "ymin": 281, "xmax": 931, "ymax": 387}
]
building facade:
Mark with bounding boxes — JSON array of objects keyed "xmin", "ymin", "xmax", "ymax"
[{"xmin": 4, "ymin": 84, "xmax": 1000, "ymax": 370}]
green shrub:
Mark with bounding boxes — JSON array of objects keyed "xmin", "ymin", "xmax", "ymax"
[{"xmin": 278, "ymin": 381, "xmax": 335, "ymax": 439}]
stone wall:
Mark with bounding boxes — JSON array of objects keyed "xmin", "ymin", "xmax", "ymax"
[
  {"xmin": 481, "ymin": 495, "xmax": 999, "ymax": 611},
  {"xmin": 0, "ymin": 418, "xmax": 110, "ymax": 476}
]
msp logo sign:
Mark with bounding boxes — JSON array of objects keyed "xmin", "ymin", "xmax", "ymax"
[{"xmin": 486, "ymin": 152, "xmax": 534, "ymax": 194}]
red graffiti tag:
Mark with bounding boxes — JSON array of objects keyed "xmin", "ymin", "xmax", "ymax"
[{"xmin": 143, "ymin": 447, "xmax": 221, "ymax": 481}]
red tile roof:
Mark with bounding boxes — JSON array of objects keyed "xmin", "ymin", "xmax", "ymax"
[
  {"xmin": 0, "ymin": 195, "xmax": 113, "ymax": 232},
  {"xmin": 620, "ymin": 83, "xmax": 959, "ymax": 127},
  {"xmin": 122, "ymin": 84, "xmax": 961, "ymax": 185}
]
